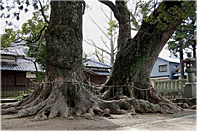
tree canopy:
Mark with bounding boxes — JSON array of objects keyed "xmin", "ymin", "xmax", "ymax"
[{"xmin": 167, "ymin": 15, "xmax": 196, "ymax": 58}]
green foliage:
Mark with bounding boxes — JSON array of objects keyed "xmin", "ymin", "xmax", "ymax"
[
  {"xmin": 1, "ymin": 29, "xmax": 18, "ymax": 48},
  {"xmin": 18, "ymin": 91, "xmax": 25, "ymax": 96},
  {"xmin": 167, "ymin": 13, "xmax": 196, "ymax": 57},
  {"xmin": 107, "ymin": 20, "xmax": 118, "ymax": 37},
  {"xmin": 1, "ymin": 6, "xmax": 48, "ymax": 70},
  {"xmin": 35, "ymin": 41, "xmax": 46, "ymax": 70},
  {"xmin": 138, "ymin": 0, "xmax": 153, "ymax": 18},
  {"xmin": 82, "ymin": 53, "xmax": 87, "ymax": 63},
  {"xmin": 144, "ymin": 1, "xmax": 195, "ymax": 31}
]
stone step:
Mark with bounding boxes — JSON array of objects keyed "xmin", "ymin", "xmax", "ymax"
[{"xmin": 0, "ymin": 99, "xmax": 18, "ymax": 103}]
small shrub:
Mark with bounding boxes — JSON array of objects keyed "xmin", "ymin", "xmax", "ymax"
[{"xmin": 18, "ymin": 91, "xmax": 25, "ymax": 96}]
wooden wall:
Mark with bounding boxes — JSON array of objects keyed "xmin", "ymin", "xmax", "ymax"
[
  {"xmin": 1, "ymin": 70, "xmax": 27, "ymax": 97},
  {"xmin": 2, "ymin": 70, "xmax": 26, "ymax": 86},
  {"xmin": 90, "ymin": 75, "xmax": 106, "ymax": 84},
  {"xmin": 83, "ymin": 71, "xmax": 107, "ymax": 84}
]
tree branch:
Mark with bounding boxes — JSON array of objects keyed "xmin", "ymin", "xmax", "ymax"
[
  {"xmin": 130, "ymin": 12, "xmax": 140, "ymax": 30},
  {"xmin": 101, "ymin": 36, "xmax": 111, "ymax": 51},
  {"xmin": 98, "ymin": 0, "xmax": 123, "ymax": 22},
  {"xmin": 101, "ymin": 5, "xmax": 111, "ymax": 21},
  {"xmin": 16, "ymin": 25, "xmax": 47, "ymax": 44},
  {"xmin": 23, "ymin": 56, "xmax": 40, "ymax": 82},
  {"xmin": 38, "ymin": 0, "xmax": 49, "ymax": 24},
  {"xmin": 94, "ymin": 48, "xmax": 103, "ymax": 62},
  {"xmin": 84, "ymin": 39, "xmax": 111, "ymax": 55},
  {"xmin": 88, "ymin": 14, "xmax": 111, "ymax": 40}
]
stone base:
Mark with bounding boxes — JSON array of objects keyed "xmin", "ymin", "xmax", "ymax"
[
  {"xmin": 182, "ymin": 83, "xmax": 197, "ymax": 98},
  {"xmin": 171, "ymin": 98, "xmax": 197, "ymax": 106}
]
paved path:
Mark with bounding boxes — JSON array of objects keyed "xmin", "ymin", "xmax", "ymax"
[{"xmin": 116, "ymin": 114, "xmax": 197, "ymax": 131}]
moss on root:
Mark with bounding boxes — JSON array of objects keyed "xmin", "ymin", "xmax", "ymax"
[{"xmin": 1, "ymin": 82, "xmax": 181, "ymax": 121}]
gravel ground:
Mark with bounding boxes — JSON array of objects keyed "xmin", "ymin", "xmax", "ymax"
[{"xmin": 1, "ymin": 109, "xmax": 196, "ymax": 130}]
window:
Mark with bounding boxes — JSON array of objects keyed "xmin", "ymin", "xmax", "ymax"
[{"xmin": 159, "ymin": 65, "xmax": 167, "ymax": 72}]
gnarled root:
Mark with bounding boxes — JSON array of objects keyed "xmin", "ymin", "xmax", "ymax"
[
  {"xmin": 1, "ymin": 82, "xmax": 181, "ymax": 120},
  {"xmin": 101, "ymin": 86, "xmax": 133, "ymax": 100},
  {"xmin": 1, "ymin": 83, "xmax": 51, "ymax": 115}
]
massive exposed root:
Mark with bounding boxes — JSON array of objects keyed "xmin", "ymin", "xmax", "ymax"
[{"xmin": 1, "ymin": 82, "xmax": 181, "ymax": 120}]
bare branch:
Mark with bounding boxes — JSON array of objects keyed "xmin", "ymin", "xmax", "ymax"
[
  {"xmin": 88, "ymin": 14, "xmax": 110, "ymax": 40},
  {"xmin": 98, "ymin": 0, "xmax": 123, "ymax": 22},
  {"xmin": 38, "ymin": 0, "xmax": 49, "ymax": 24},
  {"xmin": 30, "ymin": 25, "xmax": 47, "ymax": 43},
  {"xmin": 101, "ymin": 5, "xmax": 111, "ymax": 21},
  {"xmin": 84, "ymin": 39, "xmax": 111, "ymax": 55},
  {"xmin": 113, "ymin": 51, "xmax": 118, "ymax": 55},
  {"xmin": 134, "ymin": 2, "xmax": 139, "ymax": 16},
  {"xmin": 113, "ymin": 46, "xmax": 117, "ymax": 52},
  {"xmin": 23, "ymin": 57, "xmax": 40, "ymax": 82},
  {"xmin": 94, "ymin": 48, "xmax": 103, "ymax": 62},
  {"xmin": 101, "ymin": 36, "xmax": 111, "ymax": 50}
]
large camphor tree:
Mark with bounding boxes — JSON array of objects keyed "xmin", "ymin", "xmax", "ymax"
[
  {"xmin": 99, "ymin": 0, "xmax": 195, "ymax": 103},
  {"xmin": 2, "ymin": 1, "xmax": 101, "ymax": 120},
  {"xmin": 1, "ymin": 0, "xmax": 194, "ymax": 120}
]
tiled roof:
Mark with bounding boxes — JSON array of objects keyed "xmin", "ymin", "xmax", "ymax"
[
  {"xmin": 1, "ymin": 50, "xmax": 18, "ymax": 56},
  {"xmin": 83, "ymin": 67, "xmax": 111, "ymax": 76},
  {"xmin": 93, "ymin": 71, "xmax": 111, "ymax": 76},
  {"xmin": 83, "ymin": 59, "xmax": 112, "ymax": 69},
  {"xmin": 1, "ymin": 57, "xmax": 42, "ymax": 72},
  {"xmin": 1, "ymin": 46, "xmax": 27, "ymax": 56}
]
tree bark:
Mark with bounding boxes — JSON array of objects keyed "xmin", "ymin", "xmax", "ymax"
[
  {"xmin": 1, "ymin": 1, "xmax": 98, "ymax": 120},
  {"xmin": 101, "ymin": 1, "xmax": 191, "ymax": 103},
  {"xmin": 192, "ymin": 41, "xmax": 196, "ymax": 58},
  {"xmin": 179, "ymin": 39, "xmax": 184, "ymax": 79},
  {"xmin": 115, "ymin": 1, "xmax": 131, "ymax": 51},
  {"xmin": 46, "ymin": 1, "xmax": 83, "ymax": 82},
  {"xmin": 99, "ymin": 0, "xmax": 131, "ymax": 52}
]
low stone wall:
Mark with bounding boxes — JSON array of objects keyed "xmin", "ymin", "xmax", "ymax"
[{"xmin": 152, "ymin": 79, "xmax": 187, "ymax": 99}]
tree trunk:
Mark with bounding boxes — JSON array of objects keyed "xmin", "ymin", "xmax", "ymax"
[
  {"xmin": 1, "ymin": 1, "xmax": 101, "ymax": 120},
  {"xmin": 179, "ymin": 39, "xmax": 184, "ymax": 79},
  {"xmin": 115, "ymin": 1, "xmax": 131, "ymax": 51},
  {"xmin": 45, "ymin": 1, "xmax": 83, "ymax": 82},
  {"xmin": 102, "ymin": 1, "xmax": 190, "ymax": 103},
  {"xmin": 192, "ymin": 41, "xmax": 196, "ymax": 58},
  {"xmin": 1, "ymin": 1, "xmax": 185, "ymax": 119}
]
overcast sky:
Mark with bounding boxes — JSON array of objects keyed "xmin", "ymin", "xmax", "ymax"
[{"xmin": 0, "ymin": 0, "xmax": 175, "ymax": 64}]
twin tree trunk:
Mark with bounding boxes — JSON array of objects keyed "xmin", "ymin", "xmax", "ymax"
[
  {"xmin": 2, "ymin": 0, "xmax": 194, "ymax": 119},
  {"xmin": 46, "ymin": 1, "xmax": 83, "ymax": 82},
  {"xmin": 2, "ymin": 1, "xmax": 100, "ymax": 120},
  {"xmin": 101, "ymin": 0, "xmax": 192, "ymax": 103}
]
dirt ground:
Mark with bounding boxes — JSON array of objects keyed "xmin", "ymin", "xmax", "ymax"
[{"xmin": 1, "ymin": 109, "xmax": 196, "ymax": 130}]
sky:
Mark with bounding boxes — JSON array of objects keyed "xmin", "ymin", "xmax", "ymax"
[{"xmin": 0, "ymin": 0, "xmax": 177, "ymax": 64}]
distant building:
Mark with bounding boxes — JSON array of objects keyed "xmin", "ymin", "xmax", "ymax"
[
  {"xmin": 150, "ymin": 57, "xmax": 180, "ymax": 80},
  {"xmin": 1, "ymin": 47, "xmax": 42, "ymax": 96},
  {"xmin": 83, "ymin": 59, "xmax": 112, "ymax": 85}
]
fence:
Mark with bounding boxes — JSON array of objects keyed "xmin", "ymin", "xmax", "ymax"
[
  {"xmin": 153, "ymin": 79, "xmax": 187, "ymax": 99},
  {"xmin": 1, "ymin": 81, "xmax": 37, "ymax": 97},
  {"xmin": 1, "ymin": 79, "xmax": 187, "ymax": 99}
]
